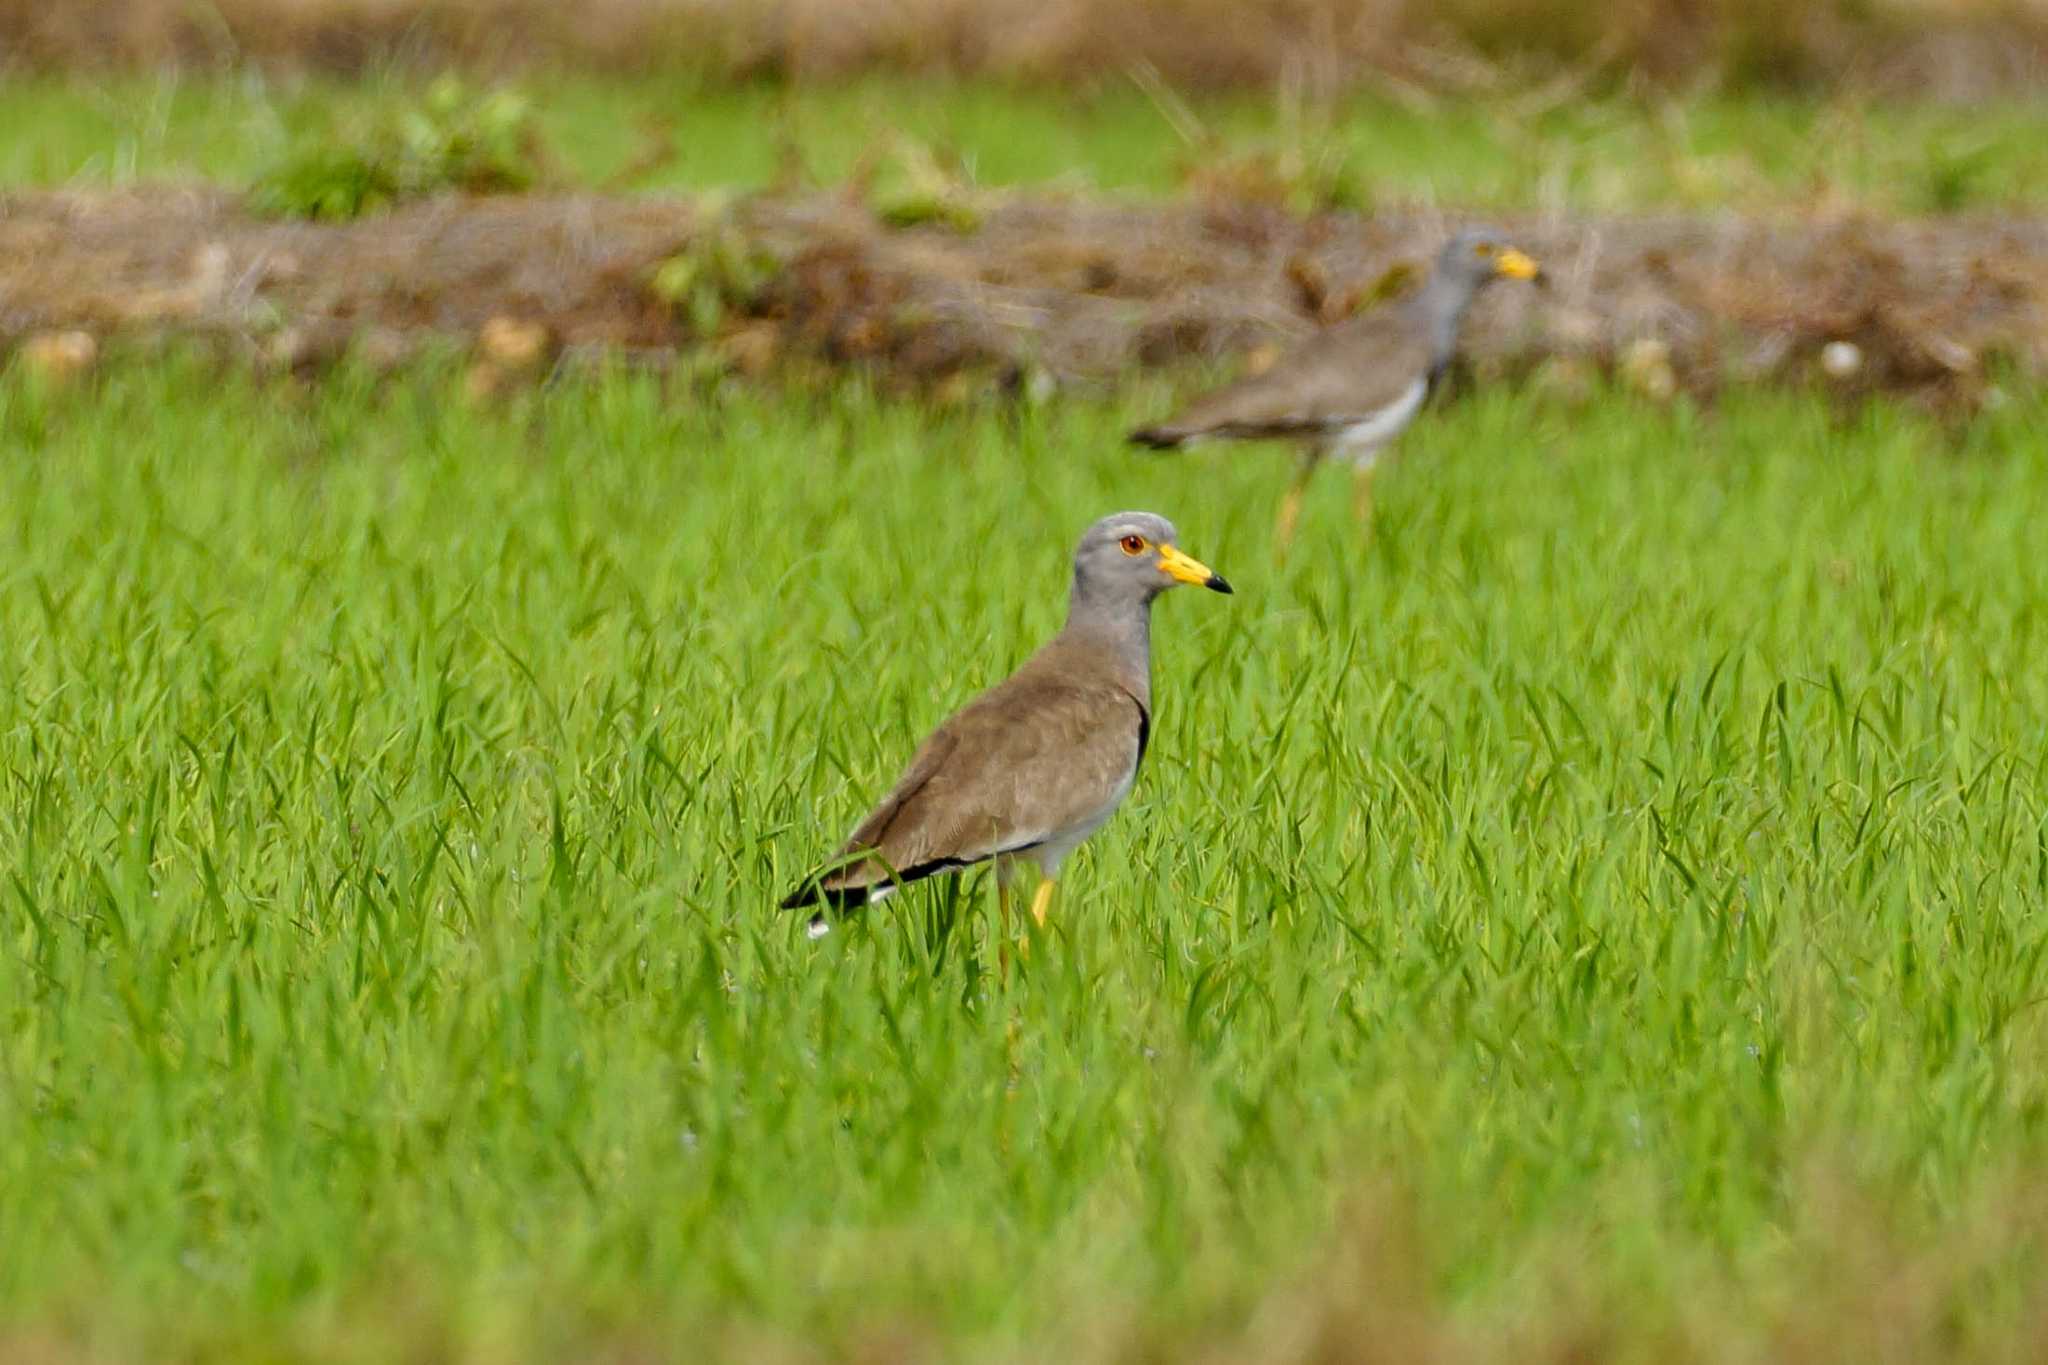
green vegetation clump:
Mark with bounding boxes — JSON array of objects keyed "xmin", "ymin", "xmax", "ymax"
[
  {"xmin": 2, "ymin": 359, "xmax": 2047, "ymax": 1358},
  {"xmin": 1178, "ymin": 135, "xmax": 1370, "ymax": 216},
  {"xmin": 648, "ymin": 197, "xmax": 785, "ymax": 336},
  {"xmin": 248, "ymin": 76, "xmax": 547, "ymax": 219},
  {"xmin": 864, "ymin": 137, "xmax": 989, "ymax": 231}
]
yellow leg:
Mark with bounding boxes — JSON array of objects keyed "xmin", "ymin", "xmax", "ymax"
[
  {"xmin": 1274, "ymin": 455, "xmax": 1318, "ymax": 554},
  {"xmin": 1029, "ymin": 878, "xmax": 1057, "ymax": 927},
  {"xmin": 1351, "ymin": 462, "xmax": 1377, "ymax": 529},
  {"xmin": 997, "ymin": 877, "xmax": 1013, "ymax": 980}
]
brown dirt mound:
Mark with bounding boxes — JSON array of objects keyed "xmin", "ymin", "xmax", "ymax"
[{"xmin": 2, "ymin": 187, "xmax": 2044, "ymax": 406}]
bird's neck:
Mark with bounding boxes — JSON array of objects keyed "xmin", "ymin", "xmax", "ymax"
[
  {"xmin": 1418, "ymin": 274, "xmax": 1474, "ymax": 370},
  {"xmin": 1059, "ymin": 593, "xmax": 1153, "ymax": 704}
]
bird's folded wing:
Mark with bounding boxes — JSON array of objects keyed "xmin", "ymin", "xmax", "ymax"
[
  {"xmin": 819, "ymin": 675, "xmax": 1144, "ymax": 892},
  {"xmin": 1145, "ymin": 310, "xmax": 1433, "ymax": 441}
]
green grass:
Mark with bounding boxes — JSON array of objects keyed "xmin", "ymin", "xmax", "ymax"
[
  {"xmin": 3, "ymin": 357, "xmax": 2048, "ymax": 1358},
  {"xmin": 2, "ymin": 71, "xmax": 2046, "ymax": 212}
]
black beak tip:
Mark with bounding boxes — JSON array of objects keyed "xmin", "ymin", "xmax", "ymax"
[{"xmin": 1206, "ymin": 574, "xmax": 1234, "ymax": 595}]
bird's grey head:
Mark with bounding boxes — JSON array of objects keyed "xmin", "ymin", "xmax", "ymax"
[
  {"xmin": 1432, "ymin": 226, "xmax": 1544, "ymax": 298},
  {"xmin": 1070, "ymin": 511, "xmax": 1232, "ymax": 611}
]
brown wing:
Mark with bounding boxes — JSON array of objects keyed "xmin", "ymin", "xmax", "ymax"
[
  {"xmin": 784, "ymin": 654, "xmax": 1143, "ymax": 906},
  {"xmin": 1130, "ymin": 301, "xmax": 1433, "ymax": 446}
]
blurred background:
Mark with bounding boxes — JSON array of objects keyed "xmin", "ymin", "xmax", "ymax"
[
  {"xmin": 4, "ymin": 0, "xmax": 2045, "ymax": 96},
  {"xmin": 5, "ymin": 8, "xmax": 2048, "ymax": 1365},
  {"xmin": 3, "ymin": 0, "xmax": 2045, "ymax": 409}
]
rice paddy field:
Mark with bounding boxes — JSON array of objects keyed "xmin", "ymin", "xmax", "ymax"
[
  {"xmin": 2, "ymin": 357, "xmax": 2046, "ymax": 1360},
  {"xmin": 5, "ymin": 64, "xmax": 2048, "ymax": 1364}
]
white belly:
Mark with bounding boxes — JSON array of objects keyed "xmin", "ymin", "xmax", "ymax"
[
  {"xmin": 1024, "ymin": 766, "xmax": 1136, "ymax": 878},
  {"xmin": 1326, "ymin": 377, "xmax": 1427, "ymax": 468}
]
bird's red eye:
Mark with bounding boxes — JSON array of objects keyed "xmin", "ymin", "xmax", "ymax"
[{"xmin": 1119, "ymin": 535, "xmax": 1147, "ymax": 556}]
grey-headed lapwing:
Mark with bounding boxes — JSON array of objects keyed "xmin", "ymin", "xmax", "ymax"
[
  {"xmin": 1132, "ymin": 228, "xmax": 1542, "ymax": 546},
  {"xmin": 782, "ymin": 512, "xmax": 1232, "ymax": 942}
]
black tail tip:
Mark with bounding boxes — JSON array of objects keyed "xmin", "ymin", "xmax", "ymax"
[
  {"xmin": 781, "ymin": 885, "xmax": 836, "ymax": 936},
  {"xmin": 1128, "ymin": 427, "xmax": 1183, "ymax": 451},
  {"xmin": 783, "ymin": 881, "xmax": 872, "ymax": 913}
]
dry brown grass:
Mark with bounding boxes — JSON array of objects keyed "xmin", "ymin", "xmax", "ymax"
[
  {"xmin": 1, "ymin": 0, "xmax": 2045, "ymax": 97},
  {"xmin": 4, "ymin": 187, "xmax": 2043, "ymax": 407}
]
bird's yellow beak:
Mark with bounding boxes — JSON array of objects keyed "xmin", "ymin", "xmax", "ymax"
[
  {"xmin": 1494, "ymin": 247, "xmax": 1543, "ymax": 281},
  {"xmin": 1158, "ymin": 544, "xmax": 1233, "ymax": 594}
]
